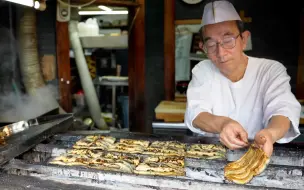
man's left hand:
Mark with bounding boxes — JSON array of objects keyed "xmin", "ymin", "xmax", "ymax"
[{"xmin": 254, "ymin": 129, "xmax": 274, "ymax": 157}]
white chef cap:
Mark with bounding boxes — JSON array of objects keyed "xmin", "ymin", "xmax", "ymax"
[{"xmin": 201, "ymin": 0, "xmax": 241, "ymax": 26}]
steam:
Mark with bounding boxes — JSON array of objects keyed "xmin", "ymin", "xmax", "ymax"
[
  {"xmin": 0, "ymin": 26, "xmax": 18, "ymax": 94},
  {"xmin": 0, "ymin": 85, "xmax": 59, "ymax": 122},
  {"xmin": 0, "ymin": 24, "xmax": 58, "ymax": 122}
]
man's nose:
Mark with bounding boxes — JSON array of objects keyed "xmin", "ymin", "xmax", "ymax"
[{"xmin": 216, "ymin": 44, "xmax": 226, "ymax": 58}]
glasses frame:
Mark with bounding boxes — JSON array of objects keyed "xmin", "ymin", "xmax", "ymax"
[{"xmin": 203, "ymin": 34, "xmax": 241, "ymax": 54}]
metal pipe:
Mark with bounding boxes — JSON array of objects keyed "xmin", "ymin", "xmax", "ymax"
[{"xmin": 68, "ymin": 20, "xmax": 108, "ymax": 130}]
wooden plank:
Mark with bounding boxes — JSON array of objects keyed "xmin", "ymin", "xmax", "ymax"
[
  {"xmin": 175, "ymin": 19, "xmax": 201, "ymax": 25},
  {"xmin": 70, "ymin": 0, "xmax": 140, "ymax": 7},
  {"xmin": 128, "ymin": 1, "xmax": 147, "ymax": 132},
  {"xmin": 155, "ymin": 101, "xmax": 186, "ymax": 113},
  {"xmin": 175, "ymin": 92, "xmax": 186, "ymax": 102},
  {"xmin": 56, "ymin": 21, "xmax": 72, "ymax": 112},
  {"xmin": 164, "ymin": 0, "xmax": 175, "ymax": 101},
  {"xmin": 155, "ymin": 101, "xmax": 186, "ymax": 122}
]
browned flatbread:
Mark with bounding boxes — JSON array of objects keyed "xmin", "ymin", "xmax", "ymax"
[
  {"xmin": 150, "ymin": 141, "xmax": 186, "ymax": 149},
  {"xmin": 87, "ymin": 150, "xmax": 141, "ymax": 166},
  {"xmin": 50, "ymin": 137, "xmax": 191, "ymax": 176},
  {"xmin": 143, "ymin": 141, "xmax": 186, "ymax": 156},
  {"xmin": 119, "ymin": 139, "xmax": 150, "ymax": 148},
  {"xmin": 49, "ymin": 154, "xmax": 90, "ymax": 166},
  {"xmin": 134, "ymin": 162, "xmax": 185, "ymax": 176},
  {"xmin": 108, "ymin": 143, "xmax": 145, "ymax": 154},
  {"xmin": 224, "ymin": 144, "xmax": 270, "ymax": 184},
  {"xmin": 0, "ymin": 131, "xmax": 6, "ymax": 146},
  {"xmin": 186, "ymin": 144, "xmax": 226, "ymax": 159},
  {"xmin": 73, "ymin": 135, "xmax": 116, "ymax": 150},
  {"xmin": 143, "ymin": 146, "xmax": 185, "ymax": 156},
  {"xmin": 143, "ymin": 155, "xmax": 184, "ymax": 168}
]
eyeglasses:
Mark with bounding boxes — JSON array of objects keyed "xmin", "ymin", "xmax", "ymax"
[{"xmin": 203, "ymin": 34, "xmax": 241, "ymax": 54}]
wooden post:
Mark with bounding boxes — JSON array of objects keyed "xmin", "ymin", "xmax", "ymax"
[
  {"xmin": 56, "ymin": 21, "xmax": 72, "ymax": 112},
  {"xmin": 297, "ymin": 11, "xmax": 304, "ymax": 99},
  {"xmin": 128, "ymin": 1, "xmax": 147, "ymax": 132},
  {"xmin": 164, "ymin": 0, "xmax": 175, "ymax": 101}
]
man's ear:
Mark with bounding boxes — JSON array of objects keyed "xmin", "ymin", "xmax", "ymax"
[
  {"xmin": 199, "ymin": 41, "xmax": 204, "ymax": 51},
  {"xmin": 241, "ymin": 30, "xmax": 251, "ymax": 50}
]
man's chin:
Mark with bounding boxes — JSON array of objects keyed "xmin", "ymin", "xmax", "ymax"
[
  {"xmin": 219, "ymin": 59, "xmax": 232, "ymax": 65},
  {"xmin": 216, "ymin": 60, "xmax": 233, "ymax": 69},
  {"xmin": 217, "ymin": 63, "xmax": 237, "ymax": 76}
]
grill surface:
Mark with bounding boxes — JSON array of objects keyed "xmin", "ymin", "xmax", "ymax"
[
  {"xmin": 0, "ymin": 130, "xmax": 303, "ymax": 190},
  {"xmin": 0, "ymin": 173, "xmax": 103, "ymax": 190},
  {"xmin": 0, "ymin": 114, "xmax": 74, "ymax": 166},
  {"xmin": 0, "ymin": 123, "xmax": 303, "ymax": 190}
]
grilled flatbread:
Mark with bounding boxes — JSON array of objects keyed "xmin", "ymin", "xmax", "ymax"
[
  {"xmin": 143, "ymin": 141, "xmax": 186, "ymax": 156},
  {"xmin": 73, "ymin": 135, "xmax": 116, "ymax": 150},
  {"xmin": 143, "ymin": 146, "xmax": 185, "ymax": 156},
  {"xmin": 49, "ymin": 151, "xmax": 136, "ymax": 173},
  {"xmin": 87, "ymin": 150, "xmax": 140, "ymax": 166},
  {"xmin": 88, "ymin": 162, "xmax": 133, "ymax": 173},
  {"xmin": 0, "ymin": 131, "xmax": 6, "ymax": 145},
  {"xmin": 99, "ymin": 136, "xmax": 116, "ymax": 144},
  {"xmin": 143, "ymin": 156, "xmax": 184, "ymax": 168},
  {"xmin": 186, "ymin": 144, "xmax": 226, "ymax": 159},
  {"xmin": 224, "ymin": 144, "xmax": 270, "ymax": 184},
  {"xmin": 49, "ymin": 154, "xmax": 90, "ymax": 166},
  {"xmin": 134, "ymin": 162, "xmax": 185, "ymax": 176},
  {"xmin": 67, "ymin": 149, "xmax": 88, "ymax": 155},
  {"xmin": 150, "ymin": 141, "xmax": 186, "ymax": 150},
  {"xmin": 119, "ymin": 139, "xmax": 150, "ymax": 148},
  {"xmin": 108, "ymin": 143, "xmax": 145, "ymax": 154}
]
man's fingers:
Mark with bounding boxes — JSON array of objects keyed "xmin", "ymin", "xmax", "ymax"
[
  {"xmin": 263, "ymin": 142, "xmax": 273, "ymax": 157},
  {"xmin": 239, "ymin": 130, "xmax": 249, "ymax": 144},
  {"xmin": 227, "ymin": 131, "xmax": 248, "ymax": 147},
  {"xmin": 255, "ymin": 135, "xmax": 267, "ymax": 146},
  {"xmin": 220, "ymin": 134, "xmax": 245, "ymax": 150}
]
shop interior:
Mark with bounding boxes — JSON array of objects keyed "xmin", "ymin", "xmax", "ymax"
[{"xmin": 0, "ymin": 0, "xmax": 303, "ymax": 189}]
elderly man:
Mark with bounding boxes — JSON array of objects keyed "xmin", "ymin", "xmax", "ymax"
[{"xmin": 184, "ymin": 0, "xmax": 301, "ymax": 157}]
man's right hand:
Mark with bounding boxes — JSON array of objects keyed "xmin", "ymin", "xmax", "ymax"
[{"xmin": 219, "ymin": 118, "xmax": 249, "ymax": 150}]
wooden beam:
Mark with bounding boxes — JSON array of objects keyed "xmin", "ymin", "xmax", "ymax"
[
  {"xmin": 56, "ymin": 21, "xmax": 72, "ymax": 112},
  {"xmin": 175, "ymin": 19, "xmax": 201, "ymax": 25},
  {"xmin": 164, "ymin": 0, "xmax": 175, "ymax": 101},
  {"xmin": 70, "ymin": 0, "xmax": 140, "ymax": 7},
  {"xmin": 128, "ymin": 2, "xmax": 147, "ymax": 132}
]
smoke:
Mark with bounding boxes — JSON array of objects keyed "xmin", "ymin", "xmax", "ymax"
[
  {"xmin": 0, "ymin": 24, "xmax": 59, "ymax": 122},
  {"xmin": 0, "ymin": 84, "xmax": 59, "ymax": 122},
  {"xmin": 0, "ymin": 26, "xmax": 19, "ymax": 94}
]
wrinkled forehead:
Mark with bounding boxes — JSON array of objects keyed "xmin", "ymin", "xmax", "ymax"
[{"xmin": 202, "ymin": 20, "xmax": 239, "ymax": 41}]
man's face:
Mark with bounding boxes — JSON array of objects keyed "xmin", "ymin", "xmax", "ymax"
[{"xmin": 201, "ymin": 21, "xmax": 249, "ymax": 75}]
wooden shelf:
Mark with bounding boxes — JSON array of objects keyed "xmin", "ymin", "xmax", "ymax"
[
  {"xmin": 80, "ymin": 35, "xmax": 128, "ymax": 49},
  {"xmin": 175, "ymin": 19, "xmax": 201, "ymax": 25},
  {"xmin": 189, "ymin": 53, "xmax": 207, "ymax": 61},
  {"xmin": 71, "ymin": 0, "xmax": 140, "ymax": 7}
]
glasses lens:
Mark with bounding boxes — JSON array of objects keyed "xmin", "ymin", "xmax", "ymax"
[
  {"xmin": 204, "ymin": 36, "xmax": 237, "ymax": 53},
  {"xmin": 204, "ymin": 41, "xmax": 217, "ymax": 53},
  {"xmin": 222, "ymin": 37, "xmax": 236, "ymax": 49}
]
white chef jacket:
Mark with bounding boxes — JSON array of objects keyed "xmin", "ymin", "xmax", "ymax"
[{"xmin": 185, "ymin": 55, "xmax": 301, "ymax": 143}]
